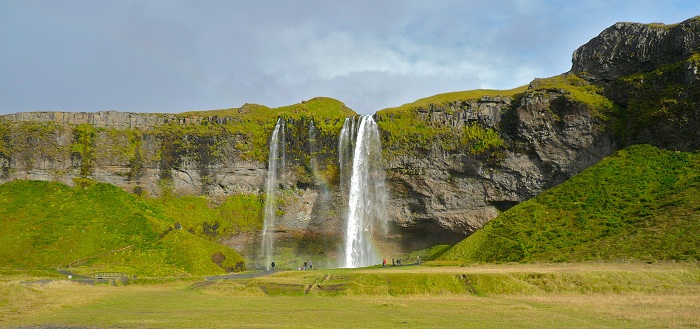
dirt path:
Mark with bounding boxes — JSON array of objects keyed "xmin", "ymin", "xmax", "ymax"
[{"xmin": 206, "ymin": 269, "xmax": 277, "ymax": 281}]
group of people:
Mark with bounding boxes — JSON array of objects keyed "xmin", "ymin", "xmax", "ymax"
[
  {"xmin": 269, "ymin": 260, "xmax": 314, "ymax": 271},
  {"xmin": 382, "ymin": 256, "xmax": 421, "ymax": 267},
  {"xmin": 271, "ymin": 256, "xmax": 424, "ymax": 270},
  {"xmin": 301, "ymin": 261, "xmax": 313, "ymax": 270},
  {"xmin": 381, "ymin": 258, "xmax": 404, "ymax": 267}
]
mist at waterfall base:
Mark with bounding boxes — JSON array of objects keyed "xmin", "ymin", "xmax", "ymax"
[{"xmin": 259, "ymin": 115, "xmax": 389, "ymax": 270}]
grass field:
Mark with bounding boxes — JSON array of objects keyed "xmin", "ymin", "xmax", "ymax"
[{"xmin": 2, "ymin": 262, "xmax": 698, "ymax": 328}]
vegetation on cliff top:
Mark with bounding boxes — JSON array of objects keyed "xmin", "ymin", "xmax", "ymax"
[
  {"xmin": 155, "ymin": 97, "xmax": 355, "ymax": 166},
  {"xmin": 441, "ymin": 144, "xmax": 700, "ymax": 263},
  {"xmin": 179, "ymin": 96, "xmax": 355, "ymax": 121},
  {"xmin": 0, "ymin": 180, "xmax": 245, "ymax": 276},
  {"xmin": 373, "ymin": 74, "xmax": 618, "ymax": 161},
  {"xmin": 380, "ymin": 86, "xmax": 528, "ymax": 113},
  {"xmin": 527, "ymin": 73, "xmax": 617, "ymax": 120},
  {"xmin": 375, "ymin": 87, "xmax": 526, "ymax": 158}
]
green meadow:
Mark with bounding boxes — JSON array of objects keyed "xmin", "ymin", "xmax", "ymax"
[{"xmin": 1, "ymin": 262, "xmax": 698, "ymax": 328}]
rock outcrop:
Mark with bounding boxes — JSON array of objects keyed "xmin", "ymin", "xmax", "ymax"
[
  {"xmin": 572, "ymin": 16, "xmax": 700, "ymax": 83},
  {"xmin": 572, "ymin": 16, "xmax": 700, "ymax": 152}
]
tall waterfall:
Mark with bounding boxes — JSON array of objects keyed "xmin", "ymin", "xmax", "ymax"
[
  {"xmin": 261, "ymin": 118, "xmax": 285, "ymax": 270},
  {"xmin": 338, "ymin": 116, "xmax": 357, "ymax": 198},
  {"xmin": 340, "ymin": 115, "xmax": 388, "ymax": 268}
]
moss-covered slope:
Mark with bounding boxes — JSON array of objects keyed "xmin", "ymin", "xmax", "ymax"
[
  {"xmin": 0, "ymin": 180, "xmax": 245, "ymax": 276},
  {"xmin": 441, "ymin": 144, "xmax": 700, "ymax": 263}
]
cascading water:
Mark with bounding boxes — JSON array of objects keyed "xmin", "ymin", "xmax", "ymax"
[
  {"xmin": 340, "ymin": 115, "xmax": 388, "ymax": 268},
  {"xmin": 309, "ymin": 120, "xmax": 320, "ymax": 184},
  {"xmin": 338, "ymin": 116, "xmax": 357, "ymax": 199},
  {"xmin": 261, "ymin": 118, "xmax": 285, "ymax": 270}
]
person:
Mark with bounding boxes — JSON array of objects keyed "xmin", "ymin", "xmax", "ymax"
[
  {"xmin": 304, "ymin": 261, "xmax": 308, "ymax": 270},
  {"xmin": 382, "ymin": 259, "xmax": 386, "ymax": 267},
  {"xmin": 392, "ymin": 258, "xmax": 395, "ymax": 266},
  {"xmin": 309, "ymin": 261, "xmax": 313, "ymax": 270},
  {"xmin": 271, "ymin": 261, "xmax": 276, "ymax": 271}
]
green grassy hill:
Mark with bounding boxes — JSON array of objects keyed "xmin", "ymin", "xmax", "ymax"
[
  {"xmin": 441, "ymin": 144, "xmax": 700, "ymax": 263},
  {"xmin": 0, "ymin": 180, "xmax": 245, "ymax": 276},
  {"xmin": 144, "ymin": 193, "xmax": 264, "ymax": 239}
]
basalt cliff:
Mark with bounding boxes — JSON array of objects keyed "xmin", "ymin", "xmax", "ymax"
[{"xmin": 1, "ymin": 16, "xmax": 699, "ymax": 257}]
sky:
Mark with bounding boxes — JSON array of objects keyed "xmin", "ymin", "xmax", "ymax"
[{"xmin": 1, "ymin": 1, "xmax": 698, "ymax": 115}]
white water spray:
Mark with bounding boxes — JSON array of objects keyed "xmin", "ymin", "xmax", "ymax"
[
  {"xmin": 341, "ymin": 115, "xmax": 388, "ymax": 268},
  {"xmin": 261, "ymin": 118, "xmax": 285, "ymax": 270}
]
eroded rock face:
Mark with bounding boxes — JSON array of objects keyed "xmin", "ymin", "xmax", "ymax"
[
  {"xmin": 382, "ymin": 92, "xmax": 616, "ymax": 247},
  {"xmin": 2, "ymin": 110, "xmax": 177, "ymax": 129},
  {"xmin": 572, "ymin": 16, "xmax": 700, "ymax": 152},
  {"xmin": 572, "ymin": 16, "xmax": 700, "ymax": 83}
]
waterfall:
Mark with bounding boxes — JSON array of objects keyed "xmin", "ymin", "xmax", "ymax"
[
  {"xmin": 309, "ymin": 119, "xmax": 320, "ymax": 184},
  {"xmin": 341, "ymin": 115, "xmax": 388, "ymax": 268},
  {"xmin": 338, "ymin": 116, "xmax": 357, "ymax": 198},
  {"xmin": 261, "ymin": 118, "xmax": 285, "ymax": 270}
]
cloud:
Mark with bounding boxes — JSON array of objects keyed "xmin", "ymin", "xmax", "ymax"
[{"xmin": 1, "ymin": 1, "xmax": 699, "ymax": 115}]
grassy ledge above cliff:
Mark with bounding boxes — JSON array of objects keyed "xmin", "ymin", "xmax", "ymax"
[
  {"xmin": 441, "ymin": 144, "xmax": 700, "ymax": 263},
  {"xmin": 380, "ymin": 86, "xmax": 528, "ymax": 114},
  {"xmin": 527, "ymin": 73, "xmax": 617, "ymax": 120},
  {"xmin": 169, "ymin": 97, "xmax": 356, "ymax": 163},
  {"xmin": 375, "ymin": 87, "xmax": 527, "ymax": 158}
]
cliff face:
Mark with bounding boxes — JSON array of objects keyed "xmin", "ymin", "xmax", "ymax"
[
  {"xmin": 572, "ymin": 17, "xmax": 700, "ymax": 83},
  {"xmin": 0, "ymin": 111, "xmax": 267, "ymax": 197},
  {"xmin": 1, "ymin": 17, "xmax": 699, "ymax": 253},
  {"xmin": 380, "ymin": 86, "xmax": 615, "ymax": 247},
  {"xmin": 571, "ymin": 16, "xmax": 700, "ymax": 151}
]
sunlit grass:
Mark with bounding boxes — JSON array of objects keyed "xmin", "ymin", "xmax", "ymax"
[
  {"xmin": 379, "ymin": 86, "xmax": 528, "ymax": 114},
  {"xmin": 0, "ymin": 180, "xmax": 245, "ymax": 277},
  {"xmin": 2, "ymin": 263, "xmax": 698, "ymax": 328}
]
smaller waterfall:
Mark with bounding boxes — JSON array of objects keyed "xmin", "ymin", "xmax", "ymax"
[
  {"xmin": 261, "ymin": 118, "xmax": 285, "ymax": 270},
  {"xmin": 341, "ymin": 115, "xmax": 388, "ymax": 268},
  {"xmin": 309, "ymin": 120, "xmax": 321, "ymax": 184}
]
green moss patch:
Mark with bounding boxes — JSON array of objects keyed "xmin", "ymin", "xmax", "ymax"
[{"xmin": 0, "ymin": 180, "xmax": 245, "ymax": 276}]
